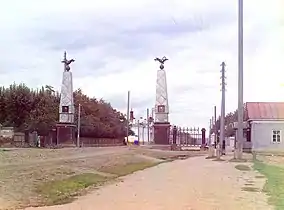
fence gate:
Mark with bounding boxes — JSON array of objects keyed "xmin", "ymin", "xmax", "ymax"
[{"xmin": 170, "ymin": 126, "xmax": 203, "ymax": 147}]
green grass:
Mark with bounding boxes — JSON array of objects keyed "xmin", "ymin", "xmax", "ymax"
[
  {"xmin": 36, "ymin": 173, "xmax": 109, "ymax": 205},
  {"xmin": 36, "ymin": 161, "xmax": 159, "ymax": 205},
  {"xmin": 241, "ymin": 187, "xmax": 260, "ymax": 192},
  {"xmin": 229, "ymin": 158, "xmax": 248, "ymax": 163},
  {"xmin": 100, "ymin": 161, "xmax": 159, "ymax": 176},
  {"xmin": 0, "ymin": 148, "xmax": 10, "ymax": 152},
  {"xmin": 235, "ymin": 164, "xmax": 251, "ymax": 171},
  {"xmin": 35, "ymin": 161, "xmax": 160, "ymax": 206},
  {"xmin": 255, "ymin": 175, "xmax": 266, "ymax": 179},
  {"xmin": 253, "ymin": 160, "xmax": 284, "ymax": 210}
]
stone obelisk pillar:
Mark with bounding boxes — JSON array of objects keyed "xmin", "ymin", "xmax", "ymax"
[
  {"xmin": 153, "ymin": 56, "xmax": 171, "ymax": 145},
  {"xmin": 56, "ymin": 51, "xmax": 76, "ymax": 146}
]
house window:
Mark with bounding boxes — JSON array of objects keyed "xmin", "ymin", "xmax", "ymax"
[{"xmin": 272, "ymin": 130, "xmax": 281, "ymax": 143}]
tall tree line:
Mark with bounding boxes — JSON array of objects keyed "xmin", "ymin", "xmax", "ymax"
[
  {"xmin": 0, "ymin": 83, "xmax": 127, "ymax": 138},
  {"xmin": 210, "ymin": 106, "xmax": 247, "ymax": 137}
]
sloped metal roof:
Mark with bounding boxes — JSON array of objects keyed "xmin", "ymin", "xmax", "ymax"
[{"xmin": 246, "ymin": 102, "xmax": 284, "ymax": 120}]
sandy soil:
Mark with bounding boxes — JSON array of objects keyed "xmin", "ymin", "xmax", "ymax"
[
  {"xmin": 0, "ymin": 146, "xmax": 202, "ymax": 209},
  {"xmin": 25, "ymin": 155, "xmax": 273, "ymax": 210}
]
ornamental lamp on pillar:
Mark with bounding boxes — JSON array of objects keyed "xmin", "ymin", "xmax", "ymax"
[{"xmin": 130, "ymin": 109, "xmax": 134, "ymax": 123}]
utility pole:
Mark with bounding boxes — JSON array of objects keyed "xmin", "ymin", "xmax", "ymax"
[
  {"xmin": 209, "ymin": 119, "xmax": 212, "ymax": 142},
  {"xmin": 142, "ymin": 119, "xmax": 145, "ymax": 145},
  {"xmin": 151, "ymin": 107, "xmax": 155, "ymax": 143},
  {"xmin": 214, "ymin": 105, "xmax": 217, "ymax": 146},
  {"xmin": 147, "ymin": 108, "xmax": 150, "ymax": 143},
  {"xmin": 208, "ymin": 118, "xmax": 213, "ymax": 157},
  {"xmin": 213, "ymin": 106, "xmax": 217, "ymax": 157},
  {"xmin": 220, "ymin": 62, "xmax": 226, "ymax": 157},
  {"xmin": 237, "ymin": 0, "xmax": 244, "ymax": 159},
  {"xmin": 126, "ymin": 91, "xmax": 130, "ymax": 143},
  {"xmin": 137, "ymin": 118, "xmax": 140, "ymax": 142},
  {"xmin": 77, "ymin": 103, "xmax": 81, "ymax": 147}
]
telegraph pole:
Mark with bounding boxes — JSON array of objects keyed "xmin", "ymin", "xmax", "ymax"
[
  {"xmin": 214, "ymin": 105, "xmax": 217, "ymax": 146},
  {"xmin": 237, "ymin": 0, "xmax": 244, "ymax": 159},
  {"xmin": 77, "ymin": 103, "xmax": 81, "ymax": 147},
  {"xmin": 208, "ymin": 118, "xmax": 213, "ymax": 157},
  {"xmin": 126, "ymin": 91, "xmax": 130, "ymax": 143},
  {"xmin": 209, "ymin": 119, "xmax": 212, "ymax": 144},
  {"xmin": 220, "ymin": 62, "xmax": 226, "ymax": 157},
  {"xmin": 147, "ymin": 108, "xmax": 150, "ymax": 143}
]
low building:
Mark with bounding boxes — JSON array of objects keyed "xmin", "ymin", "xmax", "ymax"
[
  {"xmin": 0, "ymin": 127, "xmax": 14, "ymax": 138},
  {"xmin": 246, "ymin": 102, "xmax": 284, "ymax": 152}
]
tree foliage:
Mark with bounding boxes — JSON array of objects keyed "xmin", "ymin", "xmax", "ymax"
[
  {"xmin": 211, "ymin": 105, "xmax": 247, "ymax": 137},
  {"xmin": 211, "ymin": 111, "xmax": 237, "ymax": 137},
  {"xmin": 0, "ymin": 83, "xmax": 127, "ymax": 138}
]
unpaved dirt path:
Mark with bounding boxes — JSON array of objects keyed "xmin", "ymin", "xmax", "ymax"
[{"xmin": 25, "ymin": 155, "xmax": 272, "ymax": 210}]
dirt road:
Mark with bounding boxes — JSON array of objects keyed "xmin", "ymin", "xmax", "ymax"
[
  {"xmin": 25, "ymin": 155, "xmax": 273, "ymax": 210},
  {"xmin": 0, "ymin": 146, "xmax": 203, "ymax": 209}
]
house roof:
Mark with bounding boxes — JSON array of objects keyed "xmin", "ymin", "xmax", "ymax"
[{"xmin": 246, "ymin": 102, "xmax": 284, "ymax": 120}]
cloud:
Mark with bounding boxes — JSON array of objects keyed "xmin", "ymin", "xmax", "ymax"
[{"xmin": 0, "ymin": 0, "xmax": 283, "ymax": 129}]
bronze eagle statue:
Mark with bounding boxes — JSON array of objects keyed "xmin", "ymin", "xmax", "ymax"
[
  {"xmin": 154, "ymin": 56, "xmax": 168, "ymax": 64},
  {"xmin": 61, "ymin": 51, "xmax": 75, "ymax": 72},
  {"xmin": 62, "ymin": 59, "xmax": 75, "ymax": 65}
]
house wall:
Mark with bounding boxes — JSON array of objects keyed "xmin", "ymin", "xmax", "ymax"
[{"xmin": 251, "ymin": 121, "xmax": 284, "ymax": 151}]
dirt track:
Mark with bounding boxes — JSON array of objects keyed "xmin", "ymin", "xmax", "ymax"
[
  {"xmin": 0, "ymin": 146, "xmax": 204, "ymax": 209},
  {"xmin": 25, "ymin": 155, "xmax": 273, "ymax": 210}
]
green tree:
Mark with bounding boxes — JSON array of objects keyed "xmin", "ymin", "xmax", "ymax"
[{"xmin": 0, "ymin": 83, "xmax": 126, "ymax": 138}]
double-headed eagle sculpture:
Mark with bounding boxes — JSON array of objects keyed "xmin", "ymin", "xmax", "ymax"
[
  {"xmin": 62, "ymin": 51, "xmax": 75, "ymax": 72},
  {"xmin": 154, "ymin": 56, "xmax": 168, "ymax": 70}
]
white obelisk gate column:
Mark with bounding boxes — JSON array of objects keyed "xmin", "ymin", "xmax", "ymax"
[
  {"xmin": 153, "ymin": 56, "xmax": 170, "ymax": 145},
  {"xmin": 56, "ymin": 51, "xmax": 76, "ymax": 145}
]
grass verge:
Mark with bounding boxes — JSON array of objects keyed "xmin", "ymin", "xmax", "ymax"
[
  {"xmin": 241, "ymin": 187, "xmax": 260, "ymax": 192},
  {"xmin": 235, "ymin": 164, "xmax": 251, "ymax": 171},
  {"xmin": 255, "ymin": 175, "xmax": 265, "ymax": 179},
  {"xmin": 100, "ymin": 161, "xmax": 159, "ymax": 176},
  {"xmin": 36, "ymin": 161, "xmax": 159, "ymax": 206},
  {"xmin": 253, "ymin": 160, "xmax": 284, "ymax": 209},
  {"xmin": 36, "ymin": 173, "xmax": 110, "ymax": 206},
  {"xmin": 229, "ymin": 158, "xmax": 248, "ymax": 163}
]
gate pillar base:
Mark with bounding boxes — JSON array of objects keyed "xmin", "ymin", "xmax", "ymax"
[
  {"xmin": 153, "ymin": 122, "xmax": 170, "ymax": 145},
  {"xmin": 56, "ymin": 123, "xmax": 76, "ymax": 146}
]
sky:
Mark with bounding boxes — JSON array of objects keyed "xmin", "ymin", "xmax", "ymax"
[{"xmin": 0, "ymin": 0, "xmax": 283, "ymax": 129}]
